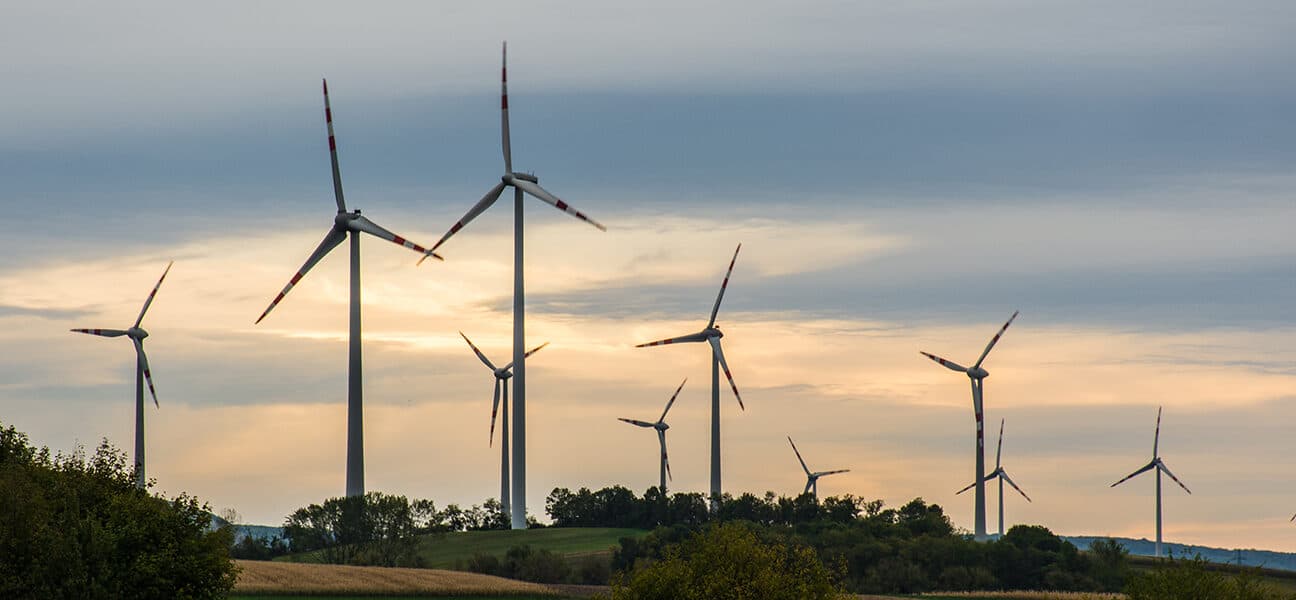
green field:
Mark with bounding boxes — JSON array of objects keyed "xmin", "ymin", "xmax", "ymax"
[
  {"xmin": 278, "ymin": 527, "xmax": 648, "ymax": 569},
  {"xmin": 230, "ymin": 596, "xmax": 560, "ymax": 599}
]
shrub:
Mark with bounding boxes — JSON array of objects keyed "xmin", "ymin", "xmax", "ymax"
[
  {"xmin": 608, "ymin": 522, "xmax": 848, "ymax": 600},
  {"xmin": 1125, "ymin": 555, "xmax": 1294, "ymax": 600}
]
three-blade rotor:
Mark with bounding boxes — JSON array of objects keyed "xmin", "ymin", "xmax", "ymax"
[
  {"xmin": 788, "ymin": 436, "xmax": 849, "ymax": 494},
  {"xmin": 71, "ymin": 261, "xmax": 173, "ymax": 408},
  {"xmin": 1111, "ymin": 406, "xmax": 1191, "ymax": 494},
  {"xmin": 618, "ymin": 379, "xmax": 688, "ymax": 482},
  {"xmin": 956, "ymin": 418, "xmax": 1031, "ymax": 501},
  {"xmin": 636, "ymin": 244, "xmax": 745, "ymax": 410},
  {"xmin": 256, "ymin": 80, "xmax": 442, "ymax": 324},
  {"xmin": 919, "ymin": 310, "xmax": 1019, "ymax": 377},
  {"xmin": 460, "ymin": 332, "xmax": 548, "ymax": 446},
  {"xmin": 419, "ymin": 42, "xmax": 605, "ymax": 265}
]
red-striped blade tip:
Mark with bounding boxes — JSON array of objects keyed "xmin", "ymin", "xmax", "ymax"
[{"xmin": 322, "ymin": 78, "xmax": 328, "ymax": 94}]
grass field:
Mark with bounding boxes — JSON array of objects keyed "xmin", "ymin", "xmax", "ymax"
[
  {"xmin": 234, "ymin": 560, "xmax": 561, "ymax": 597},
  {"xmin": 278, "ymin": 527, "xmax": 647, "ymax": 569},
  {"xmin": 230, "ymin": 597, "xmax": 558, "ymax": 599}
]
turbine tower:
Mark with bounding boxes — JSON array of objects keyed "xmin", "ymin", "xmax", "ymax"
[
  {"xmin": 459, "ymin": 332, "xmax": 548, "ymax": 516},
  {"xmin": 1111, "ymin": 406, "xmax": 1192, "ymax": 558},
  {"xmin": 956, "ymin": 418, "xmax": 1031, "ymax": 537},
  {"xmin": 422, "ymin": 43, "xmax": 606, "ymax": 529},
  {"xmin": 920, "ymin": 310, "xmax": 1019, "ymax": 541},
  {"xmin": 71, "ymin": 261, "xmax": 172, "ymax": 489},
  {"xmin": 618, "ymin": 379, "xmax": 687, "ymax": 494},
  {"xmin": 636, "ymin": 244, "xmax": 745, "ymax": 511},
  {"xmin": 787, "ymin": 436, "xmax": 849, "ymax": 501},
  {"xmin": 256, "ymin": 80, "xmax": 442, "ymax": 498}
]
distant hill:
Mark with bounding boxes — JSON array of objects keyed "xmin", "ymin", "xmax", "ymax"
[{"xmin": 1064, "ymin": 536, "xmax": 1296, "ymax": 572}]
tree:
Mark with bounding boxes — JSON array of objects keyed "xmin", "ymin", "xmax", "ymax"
[
  {"xmin": 0, "ymin": 422, "xmax": 237, "ymax": 599},
  {"xmin": 609, "ymin": 522, "xmax": 848, "ymax": 600}
]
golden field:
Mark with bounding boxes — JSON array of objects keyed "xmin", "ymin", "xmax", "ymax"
[{"xmin": 233, "ymin": 559, "xmax": 560, "ymax": 596}]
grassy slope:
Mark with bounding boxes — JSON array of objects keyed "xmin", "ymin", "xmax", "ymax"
[
  {"xmin": 413, "ymin": 528, "xmax": 647, "ymax": 568},
  {"xmin": 278, "ymin": 527, "xmax": 648, "ymax": 569}
]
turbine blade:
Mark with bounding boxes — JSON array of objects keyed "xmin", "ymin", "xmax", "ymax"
[
  {"xmin": 421, "ymin": 182, "xmax": 507, "ymax": 263},
  {"xmin": 501, "ymin": 42, "xmax": 512, "ymax": 174},
  {"xmin": 514, "ymin": 179, "xmax": 607, "ymax": 231},
  {"xmin": 955, "ymin": 480, "xmax": 977, "ymax": 495},
  {"xmin": 1154, "ymin": 405, "xmax": 1162, "ymax": 458},
  {"xmin": 707, "ymin": 244, "xmax": 741, "ymax": 328},
  {"xmin": 659, "ymin": 429, "xmax": 672, "ymax": 482},
  {"xmin": 132, "ymin": 338, "xmax": 158, "ymax": 408},
  {"xmin": 920, "ymin": 351, "xmax": 968, "ymax": 373},
  {"xmin": 500, "ymin": 341, "xmax": 550, "ymax": 373},
  {"xmin": 1111, "ymin": 460, "xmax": 1157, "ymax": 487},
  {"xmin": 71, "ymin": 328, "xmax": 129, "ymax": 338},
  {"xmin": 973, "ymin": 310, "xmax": 1019, "ymax": 369},
  {"xmin": 133, "ymin": 261, "xmax": 173, "ymax": 329},
  {"xmin": 788, "ymin": 436, "xmax": 810, "ymax": 476},
  {"xmin": 348, "ymin": 215, "xmax": 442, "ymax": 261},
  {"xmin": 618, "ymin": 418, "xmax": 654, "ymax": 428},
  {"xmin": 658, "ymin": 378, "xmax": 687, "ymax": 422},
  {"xmin": 459, "ymin": 331, "xmax": 498, "ymax": 372},
  {"xmin": 818, "ymin": 469, "xmax": 850, "ymax": 477},
  {"xmin": 1158, "ymin": 461, "xmax": 1192, "ymax": 494},
  {"xmin": 322, "ymin": 79, "xmax": 346, "ymax": 213},
  {"xmin": 635, "ymin": 331, "xmax": 708, "ymax": 347},
  {"xmin": 256, "ymin": 228, "xmax": 347, "ymax": 324},
  {"xmin": 996, "ymin": 418, "xmax": 1005, "ymax": 469},
  {"xmin": 489, "ymin": 379, "xmax": 501, "ymax": 447},
  {"xmin": 1001, "ymin": 471, "xmax": 1032, "ymax": 502},
  {"xmin": 709, "ymin": 337, "xmax": 743, "ymax": 410}
]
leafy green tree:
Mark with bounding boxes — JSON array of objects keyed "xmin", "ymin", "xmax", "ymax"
[
  {"xmin": 609, "ymin": 522, "xmax": 847, "ymax": 600},
  {"xmin": 0, "ymin": 422, "xmax": 236, "ymax": 600}
]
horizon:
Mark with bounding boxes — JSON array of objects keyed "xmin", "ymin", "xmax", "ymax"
[{"xmin": 2, "ymin": 1, "xmax": 1294, "ymax": 553}]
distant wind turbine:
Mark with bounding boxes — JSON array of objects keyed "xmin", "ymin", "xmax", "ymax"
[
  {"xmin": 71, "ymin": 261, "xmax": 172, "ymax": 489},
  {"xmin": 459, "ymin": 332, "xmax": 548, "ymax": 517},
  {"xmin": 920, "ymin": 310, "xmax": 1019, "ymax": 541},
  {"xmin": 422, "ymin": 43, "xmax": 606, "ymax": 529},
  {"xmin": 1111, "ymin": 406, "xmax": 1192, "ymax": 558},
  {"xmin": 957, "ymin": 418, "xmax": 1031, "ymax": 537},
  {"xmin": 256, "ymin": 80, "xmax": 442, "ymax": 499},
  {"xmin": 618, "ymin": 379, "xmax": 687, "ymax": 494},
  {"xmin": 636, "ymin": 244, "xmax": 745, "ymax": 511},
  {"xmin": 787, "ymin": 436, "xmax": 849, "ymax": 501}
]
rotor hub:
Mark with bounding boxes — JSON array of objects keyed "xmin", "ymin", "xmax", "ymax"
[
  {"xmin": 127, "ymin": 327, "xmax": 148, "ymax": 340},
  {"xmin": 967, "ymin": 367, "xmax": 989, "ymax": 379}
]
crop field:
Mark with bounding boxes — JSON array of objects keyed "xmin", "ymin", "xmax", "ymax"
[
  {"xmin": 909, "ymin": 592, "xmax": 1125, "ymax": 599},
  {"xmin": 233, "ymin": 560, "xmax": 560, "ymax": 596}
]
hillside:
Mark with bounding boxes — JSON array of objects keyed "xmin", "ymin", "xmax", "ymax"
[{"xmin": 1064, "ymin": 536, "xmax": 1296, "ymax": 572}]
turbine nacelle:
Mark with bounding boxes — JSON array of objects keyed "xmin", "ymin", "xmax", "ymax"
[
  {"xmin": 505, "ymin": 172, "xmax": 539, "ymax": 184},
  {"xmin": 494, "ymin": 368, "xmax": 514, "ymax": 380},
  {"xmin": 967, "ymin": 367, "xmax": 989, "ymax": 379},
  {"xmin": 703, "ymin": 326, "xmax": 724, "ymax": 339},
  {"xmin": 656, "ymin": 421, "xmax": 670, "ymax": 432},
  {"xmin": 127, "ymin": 327, "xmax": 149, "ymax": 340}
]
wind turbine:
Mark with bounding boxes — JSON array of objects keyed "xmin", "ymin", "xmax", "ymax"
[
  {"xmin": 787, "ymin": 436, "xmax": 849, "ymax": 501},
  {"xmin": 957, "ymin": 418, "xmax": 1031, "ymax": 537},
  {"xmin": 1111, "ymin": 406, "xmax": 1192, "ymax": 558},
  {"xmin": 256, "ymin": 80, "xmax": 442, "ymax": 499},
  {"xmin": 920, "ymin": 310, "xmax": 1019, "ymax": 541},
  {"xmin": 618, "ymin": 379, "xmax": 687, "ymax": 494},
  {"xmin": 459, "ymin": 332, "xmax": 548, "ymax": 517},
  {"xmin": 421, "ymin": 43, "xmax": 606, "ymax": 529},
  {"xmin": 636, "ymin": 244, "xmax": 745, "ymax": 511},
  {"xmin": 71, "ymin": 261, "xmax": 172, "ymax": 489}
]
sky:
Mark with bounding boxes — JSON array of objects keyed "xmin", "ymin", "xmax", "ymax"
[{"xmin": 2, "ymin": 1, "xmax": 1295, "ymax": 551}]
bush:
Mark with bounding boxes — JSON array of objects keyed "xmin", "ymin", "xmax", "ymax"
[
  {"xmin": 608, "ymin": 522, "xmax": 848, "ymax": 600},
  {"xmin": 1125, "ymin": 555, "xmax": 1294, "ymax": 600},
  {"xmin": 0, "ymin": 422, "xmax": 237, "ymax": 599}
]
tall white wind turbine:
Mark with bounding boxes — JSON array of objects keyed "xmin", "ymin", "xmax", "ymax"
[
  {"xmin": 787, "ymin": 436, "xmax": 849, "ymax": 501},
  {"xmin": 636, "ymin": 244, "xmax": 745, "ymax": 511},
  {"xmin": 460, "ymin": 332, "xmax": 548, "ymax": 517},
  {"xmin": 256, "ymin": 80, "xmax": 442, "ymax": 499},
  {"xmin": 1111, "ymin": 406, "xmax": 1192, "ymax": 558},
  {"xmin": 618, "ymin": 379, "xmax": 687, "ymax": 494},
  {"xmin": 956, "ymin": 418, "xmax": 1031, "ymax": 537},
  {"xmin": 71, "ymin": 261, "xmax": 172, "ymax": 489},
  {"xmin": 920, "ymin": 310, "xmax": 1019, "ymax": 541},
  {"xmin": 422, "ymin": 44, "xmax": 606, "ymax": 529}
]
